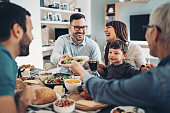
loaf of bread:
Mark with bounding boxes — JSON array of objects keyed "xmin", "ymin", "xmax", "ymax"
[{"xmin": 33, "ymin": 87, "xmax": 57, "ymax": 105}]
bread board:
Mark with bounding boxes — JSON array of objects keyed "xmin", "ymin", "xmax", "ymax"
[{"xmin": 68, "ymin": 92, "xmax": 108, "ymax": 111}]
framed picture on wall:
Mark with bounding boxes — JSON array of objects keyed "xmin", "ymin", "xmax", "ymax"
[
  {"xmin": 47, "ymin": 12, "xmax": 53, "ymax": 21},
  {"xmin": 55, "ymin": 13, "xmax": 62, "ymax": 22},
  {"xmin": 53, "ymin": 14, "xmax": 57, "ymax": 21},
  {"xmin": 60, "ymin": 4, "xmax": 64, "ymax": 10},
  {"xmin": 63, "ymin": 3, "xmax": 68, "ymax": 10},
  {"xmin": 54, "ymin": 2, "xmax": 60, "ymax": 9}
]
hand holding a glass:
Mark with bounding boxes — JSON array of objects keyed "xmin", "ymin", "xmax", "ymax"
[{"xmin": 86, "ymin": 60, "xmax": 98, "ymax": 72}]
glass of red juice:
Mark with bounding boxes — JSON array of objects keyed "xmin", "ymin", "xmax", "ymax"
[{"xmin": 89, "ymin": 61, "xmax": 97, "ymax": 71}]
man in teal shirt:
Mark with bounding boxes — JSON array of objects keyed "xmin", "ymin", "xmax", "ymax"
[
  {"xmin": 0, "ymin": 44, "xmax": 18, "ymax": 96},
  {"xmin": 0, "ymin": 2, "xmax": 36, "ymax": 113}
]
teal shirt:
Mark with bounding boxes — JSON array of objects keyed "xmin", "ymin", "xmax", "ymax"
[{"xmin": 0, "ymin": 44, "xmax": 18, "ymax": 97}]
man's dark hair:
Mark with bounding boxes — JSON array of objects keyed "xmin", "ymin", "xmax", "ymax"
[
  {"xmin": 0, "ymin": 2, "xmax": 31, "ymax": 42},
  {"xmin": 70, "ymin": 13, "xmax": 85, "ymax": 24},
  {"xmin": 109, "ymin": 40, "xmax": 128, "ymax": 54}
]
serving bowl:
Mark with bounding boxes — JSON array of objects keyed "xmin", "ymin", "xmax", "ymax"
[
  {"xmin": 42, "ymin": 73, "xmax": 72, "ymax": 89},
  {"xmin": 59, "ymin": 56, "xmax": 89, "ymax": 68},
  {"xmin": 64, "ymin": 79, "xmax": 82, "ymax": 92},
  {"xmin": 53, "ymin": 98, "xmax": 75, "ymax": 113}
]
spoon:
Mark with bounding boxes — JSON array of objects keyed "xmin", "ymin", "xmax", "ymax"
[{"xmin": 38, "ymin": 77, "xmax": 46, "ymax": 86}]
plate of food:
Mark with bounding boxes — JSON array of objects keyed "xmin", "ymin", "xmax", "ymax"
[
  {"xmin": 38, "ymin": 71, "xmax": 54, "ymax": 81},
  {"xmin": 43, "ymin": 73, "xmax": 73, "ymax": 88},
  {"xmin": 30, "ymin": 87, "xmax": 61, "ymax": 108},
  {"xmin": 110, "ymin": 106, "xmax": 145, "ymax": 113},
  {"xmin": 59, "ymin": 56, "xmax": 89, "ymax": 68}
]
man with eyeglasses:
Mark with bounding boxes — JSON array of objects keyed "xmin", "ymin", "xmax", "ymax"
[
  {"xmin": 51, "ymin": 13, "xmax": 102, "ymax": 70},
  {"xmin": 69, "ymin": 2, "xmax": 170, "ymax": 113}
]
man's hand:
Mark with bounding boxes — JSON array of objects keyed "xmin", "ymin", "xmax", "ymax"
[
  {"xmin": 69, "ymin": 61, "xmax": 89, "ymax": 81},
  {"xmin": 15, "ymin": 85, "xmax": 36, "ymax": 113},
  {"xmin": 141, "ymin": 63, "xmax": 157, "ymax": 72}
]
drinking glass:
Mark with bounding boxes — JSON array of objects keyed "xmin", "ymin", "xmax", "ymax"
[{"xmin": 88, "ymin": 61, "xmax": 98, "ymax": 76}]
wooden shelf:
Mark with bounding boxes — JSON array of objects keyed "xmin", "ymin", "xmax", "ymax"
[
  {"xmin": 40, "ymin": 7, "xmax": 76, "ymax": 14},
  {"xmin": 116, "ymin": 0, "xmax": 149, "ymax": 5},
  {"xmin": 104, "ymin": 0, "xmax": 149, "ymax": 24},
  {"xmin": 42, "ymin": 45, "xmax": 54, "ymax": 52},
  {"xmin": 41, "ymin": 21, "xmax": 69, "ymax": 25},
  {"xmin": 107, "ymin": 13, "xmax": 115, "ymax": 16}
]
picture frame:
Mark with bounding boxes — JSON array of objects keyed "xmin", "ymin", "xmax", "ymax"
[
  {"xmin": 53, "ymin": 14, "xmax": 57, "ymax": 21},
  {"xmin": 53, "ymin": 2, "xmax": 60, "ymax": 9},
  {"xmin": 60, "ymin": 4, "xmax": 64, "ymax": 10},
  {"xmin": 47, "ymin": 12, "xmax": 53, "ymax": 21},
  {"xmin": 55, "ymin": 13, "xmax": 62, "ymax": 22},
  {"xmin": 63, "ymin": 3, "xmax": 68, "ymax": 10}
]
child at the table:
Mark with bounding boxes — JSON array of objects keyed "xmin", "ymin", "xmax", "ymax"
[{"xmin": 101, "ymin": 40, "xmax": 142, "ymax": 79}]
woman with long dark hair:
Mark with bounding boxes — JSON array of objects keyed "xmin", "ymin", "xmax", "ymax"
[{"xmin": 104, "ymin": 21, "xmax": 146, "ymax": 68}]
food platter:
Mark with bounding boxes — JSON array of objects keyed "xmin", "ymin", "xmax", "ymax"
[
  {"xmin": 110, "ymin": 106, "xmax": 145, "ymax": 113},
  {"xmin": 68, "ymin": 92, "xmax": 108, "ymax": 111},
  {"xmin": 58, "ymin": 56, "xmax": 89, "ymax": 68},
  {"xmin": 43, "ymin": 73, "xmax": 72, "ymax": 88}
]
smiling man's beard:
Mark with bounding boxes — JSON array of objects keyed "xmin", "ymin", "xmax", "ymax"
[
  {"xmin": 72, "ymin": 32, "xmax": 84, "ymax": 42},
  {"xmin": 19, "ymin": 33, "xmax": 31, "ymax": 56}
]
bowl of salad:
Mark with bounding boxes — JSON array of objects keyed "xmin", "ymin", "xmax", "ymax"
[
  {"xmin": 43, "ymin": 73, "xmax": 72, "ymax": 89},
  {"xmin": 59, "ymin": 56, "xmax": 89, "ymax": 68}
]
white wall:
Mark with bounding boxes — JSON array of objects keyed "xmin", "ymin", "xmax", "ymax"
[
  {"xmin": 10, "ymin": 0, "xmax": 43, "ymax": 69},
  {"xmin": 77, "ymin": 0, "xmax": 91, "ymax": 35}
]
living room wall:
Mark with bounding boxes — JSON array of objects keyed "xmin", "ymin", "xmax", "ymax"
[{"xmin": 91, "ymin": 0, "xmax": 169, "ymax": 63}]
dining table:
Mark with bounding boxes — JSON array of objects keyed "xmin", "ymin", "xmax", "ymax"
[{"xmin": 26, "ymin": 67, "xmax": 114, "ymax": 113}]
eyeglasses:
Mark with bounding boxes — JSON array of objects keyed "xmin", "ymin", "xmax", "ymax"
[
  {"xmin": 71, "ymin": 25, "xmax": 88, "ymax": 31},
  {"xmin": 142, "ymin": 25, "xmax": 162, "ymax": 32}
]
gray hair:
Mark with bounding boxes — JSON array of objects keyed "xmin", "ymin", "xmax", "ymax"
[{"xmin": 149, "ymin": 2, "xmax": 170, "ymax": 48}]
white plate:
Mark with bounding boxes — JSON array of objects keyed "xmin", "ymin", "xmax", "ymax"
[
  {"xmin": 110, "ymin": 106, "xmax": 145, "ymax": 113},
  {"xmin": 58, "ymin": 56, "xmax": 89, "ymax": 68},
  {"xmin": 38, "ymin": 71, "xmax": 54, "ymax": 81},
  {"xmin": 30, "ymin": 93, "xmax": 61, "ymax": 108},
  {"xmin": 30, "ymin": 110, "xmax": 55, "ymax": 113}
]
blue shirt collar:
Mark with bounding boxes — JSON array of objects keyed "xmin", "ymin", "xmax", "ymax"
[
  {"xmin": 69, "ymin": 35, "xmax": 86, "ymax": 46},
  {"xmin": 158, "ymin": 55, "xmax": 170, "ymax": 66}
]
